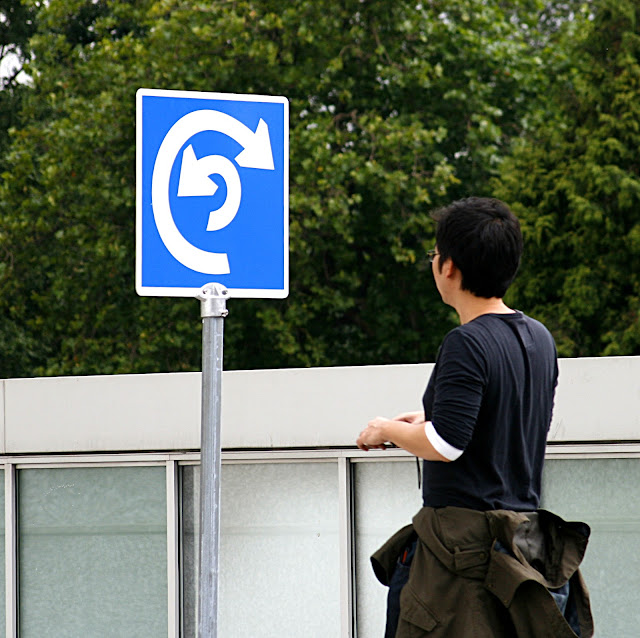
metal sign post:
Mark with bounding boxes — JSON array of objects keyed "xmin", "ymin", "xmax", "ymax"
[
  {"xmin": 136, "ymin": 89, "xmax": 288, "ymax": 637},
  {"xmin": 197, "ymin": 282, "xmax": 229, "ymax": 638}
]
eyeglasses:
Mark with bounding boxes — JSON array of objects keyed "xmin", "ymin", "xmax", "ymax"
[{"xmin": 427, "ymin": 249, "xmax": 440, "ymax": 263}]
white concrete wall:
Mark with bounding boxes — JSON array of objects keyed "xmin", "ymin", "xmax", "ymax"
[{"xmin": 1, "ymin": 356, "xmax": 639, "ymax": 454}]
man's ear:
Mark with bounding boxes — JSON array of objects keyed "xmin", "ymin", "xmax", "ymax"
[{"xmin": 442, "ymin": 258, "xmax": 457, "ymax": 279}]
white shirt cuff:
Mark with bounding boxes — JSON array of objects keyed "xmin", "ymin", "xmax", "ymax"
[{"xmin": 424, "ymin": 421, "xmax": 464, "ymax": 461}]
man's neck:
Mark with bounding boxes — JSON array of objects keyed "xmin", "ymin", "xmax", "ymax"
[{"xmin": 455, "ymin": 293, "xmax": 514, "ymax": 325}]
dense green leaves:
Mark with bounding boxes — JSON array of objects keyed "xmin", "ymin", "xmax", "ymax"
[
  {"xmin": 496, "ymin": 0, "xmax": 640, "ymax": 357},
  {"xmin": 0, "ymin": 0, "xmax": 637, "ymax": 377},
  {"xmin": 0, "ymin": 0, "xmax": 36, "ymax": 164}
]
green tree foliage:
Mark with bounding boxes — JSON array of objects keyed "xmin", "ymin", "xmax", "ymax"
[
  {"xmin": 0, "ymin": 0, "xmax": 155, "ymax": 377},
  {"xmin": 0, "ymin": 0, "xmax": 36, "ymax": 162},
  {"xmin": 0, "ymin": 0, "xmax": 38, "ymax": 374},
  {"xmin": 496, "ymin": 0, "xmax": 640, "ymax": 357},
  {"xmin": 0, "ymin": 0, "xmax": 582, "ymax": 376}
]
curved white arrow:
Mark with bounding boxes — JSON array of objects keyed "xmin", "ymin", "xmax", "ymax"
[
  {"xmin": 152, "ymin": 109, "xmax": 274, "ymax": 275},
  {"xmin": 177, "ymin": 145, "xmax": 242, "ymax": 231}
]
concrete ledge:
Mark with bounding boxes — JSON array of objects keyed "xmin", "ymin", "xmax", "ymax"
[
  {"xmin": 0, "ymin": 381, "xmax": 5, "ymax": 455},
  {"xmin": 2, "ymin": 356, "xmax": 639, "ymax": 453},
  {"xmin": 3, "ymin": 372, "xmax": 201, "ymax": 453},
  {"xmin": 551, "ymin": 357, "xmax": 640, "ymax": 442}
]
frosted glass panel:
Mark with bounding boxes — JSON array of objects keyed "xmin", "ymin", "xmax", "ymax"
[
  {"xmin": 0, "ymin": 469, "xmax": 4, "ymax": 638},
  {"xmin": 354, "ymin": 460, "xmax": 423, "ymax": 638},
  {"xmin": 541, "ymin": 458, "xmax": 640, "ymax": 638},
  {"xmin": 182, "ymin": 462, "xmax": 341, "ymax": 638},
  {"xmin": 18, "ymin": 467, "xmax": 167, "ymax": 637}
]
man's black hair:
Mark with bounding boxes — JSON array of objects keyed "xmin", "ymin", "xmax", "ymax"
[{"xmin": 431, "ymin": 197, "xmax": 523, "ymax": 299}]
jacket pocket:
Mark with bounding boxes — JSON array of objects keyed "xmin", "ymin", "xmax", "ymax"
[{"xmin": 396, "ymin": 585, "xmax": 439, "ymax": 637}]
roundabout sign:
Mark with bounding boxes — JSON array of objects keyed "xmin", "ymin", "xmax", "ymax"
[{"xmin": 136, "ymin": 88, "xmax": 289, "ymax": 297}]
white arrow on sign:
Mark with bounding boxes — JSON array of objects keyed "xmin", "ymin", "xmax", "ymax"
[
  {"xmin": 177, "ymin": 145, "xmax": 242, "ymax": 232},
  {"xmin": 152, "ymin": 109, "xmax": 274, "ymax": 275}
]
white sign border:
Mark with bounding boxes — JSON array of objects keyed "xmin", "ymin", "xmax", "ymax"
[{"xmin": 136, "ymin": 88, "xmax": 289, "ymax": 299}]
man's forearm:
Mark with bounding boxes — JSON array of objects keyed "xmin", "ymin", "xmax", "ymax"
[
  {"xmin": 382, "ymin": 419, "xmax": 449, "ymax": 462},
  {"xmin": 357, "ymin": 417, "xmax": 449, "ymax": 462}
]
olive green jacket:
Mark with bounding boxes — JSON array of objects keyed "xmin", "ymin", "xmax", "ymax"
[{"xmin": 372, "ymin": 507, "xmax": 594, "ymax": 637}]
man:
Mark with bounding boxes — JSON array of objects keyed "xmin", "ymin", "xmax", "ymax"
[{"xmin": 357, "ymin": 198, "xmax": 593, "ymax": 637}]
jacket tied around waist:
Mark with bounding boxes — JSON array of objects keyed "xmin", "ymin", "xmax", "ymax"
[{"xmin": 371, "ymin": 506, "xmax": 594, "ymax": 637}]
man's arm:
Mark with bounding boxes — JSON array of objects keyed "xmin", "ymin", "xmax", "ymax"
[{"xmin": 356, "ymin": 414, "xmax": 454, "ymax": 462}]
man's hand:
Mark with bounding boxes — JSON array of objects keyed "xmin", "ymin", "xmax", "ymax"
[
  {"xmin": 356, "ymin": 417, "xmax": 391, "ymax": 451},
  {"xmin": 393, "ymin": 410, "xmax": 426, "ymax": 424},
  {"xmin": 356, "ymin": 411, "xmax": 451, "ymax": 462}
]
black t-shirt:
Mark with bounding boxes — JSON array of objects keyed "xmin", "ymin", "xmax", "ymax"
[{"xmin": 422, "ymin": 311, "xmax": 558, "ymax": 511}]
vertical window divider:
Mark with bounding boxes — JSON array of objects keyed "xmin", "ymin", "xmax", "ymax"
[
  {"xmin": 4, "ymin": 463, "xmax": 16, "ymax": 638},
  {"xmin": 338, "ymin": 456, "xmax": 355, "ymax": 638},
  {"xmin": 166, "ymin": 460, "xmax": 180, "ymax": 638}
]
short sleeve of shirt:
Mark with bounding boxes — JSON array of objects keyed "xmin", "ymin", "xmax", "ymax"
[{"xmin": 424, "ymin": 328, "xmax": 486, "ymax": 452}]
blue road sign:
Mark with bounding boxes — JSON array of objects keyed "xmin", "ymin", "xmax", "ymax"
[{"xmin": 136, "ymin": 89, "xmax": 289, "ymax": 298}]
